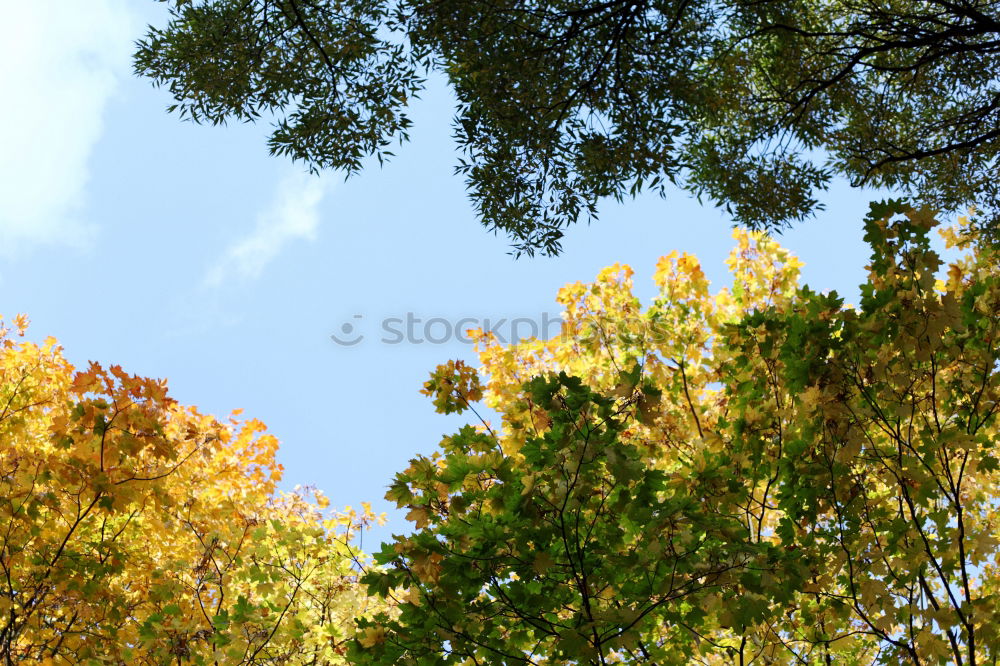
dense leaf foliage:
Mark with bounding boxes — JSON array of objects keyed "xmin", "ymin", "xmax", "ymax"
[
  {"xmin": 136, "ymin": 0, "xmax": 1000, "ymax": 254},
  {"xmin": 355, "ymin": 203, "xmax": 999, "ymax": 663},
  {"xmin": 0, "ymin": 320, "xmax": 385, "ymax": 664}
]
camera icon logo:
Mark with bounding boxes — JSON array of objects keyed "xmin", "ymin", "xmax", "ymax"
[{"xmin": 330, "ymin": 314, "xmax": 364, "ymax": 346}]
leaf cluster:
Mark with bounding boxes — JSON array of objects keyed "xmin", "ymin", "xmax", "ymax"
[
  {"xmin": 355, "ymin": 202, "xmax": 1000, "ymax": 664},
  {"xmin": 0, "ymin": 322, "xmax": 388, "ymax": 664},
  {"xmin": 136, "ymin": 0, "xmax": 1000, "ymax": 254}
]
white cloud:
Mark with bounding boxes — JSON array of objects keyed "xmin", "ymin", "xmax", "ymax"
[
  {"xmin": 0, "ymin": 0, "xmax": 135, "ymax": 252},
  {"xmin": 205, "ymin": 171, "xmax": 329, "ymax": 286}
]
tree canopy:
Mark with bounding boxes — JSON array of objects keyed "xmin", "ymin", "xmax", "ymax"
[
  {"xmin": 0, "ymin": 317, "xmax": 386, "ymax": 664},
  {"xmin": 353, "ymin": 202, "xmax": 1000, "ymax": 664},
  {"xmin": 136, "ymin": 0, "xmax": 1000, "ymax": 254}
]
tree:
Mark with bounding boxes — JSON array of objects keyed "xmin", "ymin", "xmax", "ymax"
[
  {"xmin": 355, "ymin": 370, "xmax": 795, "ymax": 663},
  {"xmin": 135, "ymin": 0, "xmax": 1000, "ymax": 254},
  {"xmin": 353, "ymin": 202, "xmax": 1000, "ymax": 663},
  {"xmin": 0, "ymin": 317, "xmax": 385, "ymax": 664},
  {"xmin": 718, "ymin": 202, "xmax": 1000, "ymax": 664}
]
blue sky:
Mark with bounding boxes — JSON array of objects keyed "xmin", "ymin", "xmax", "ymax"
[{"xmin": 1, "ymin": 1, "xmax": 925, "ymax": 548}]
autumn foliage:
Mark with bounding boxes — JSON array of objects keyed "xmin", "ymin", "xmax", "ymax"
[
  {"xmin": 5, "ymin": 201, "xmax": 998, "ymax": 664},
  {"xmin": 357, "ymin": 203, "xmax": 1000, "ymax": 664},
  {"xmin": 0, "ymin": 319, "xmax": 383, "ymax": 664}
]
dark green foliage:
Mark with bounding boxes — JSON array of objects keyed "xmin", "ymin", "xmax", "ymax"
[
  {"xmin": 137, "ymin": 0, "xmax": 1000, "ymax": 254},
  {"xmin": 354, "ymin": 373, "xmax": 793, "ymax": 664}
]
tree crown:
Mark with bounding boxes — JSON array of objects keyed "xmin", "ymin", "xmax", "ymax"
[{"xmin": 136, "ymin": 0, "xmax": 1000, "ymax": 254}]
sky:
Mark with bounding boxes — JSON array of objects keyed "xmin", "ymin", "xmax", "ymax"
[{"xmin": 0, "ymin": 1, "xmax": 938, "ymax": 549}]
